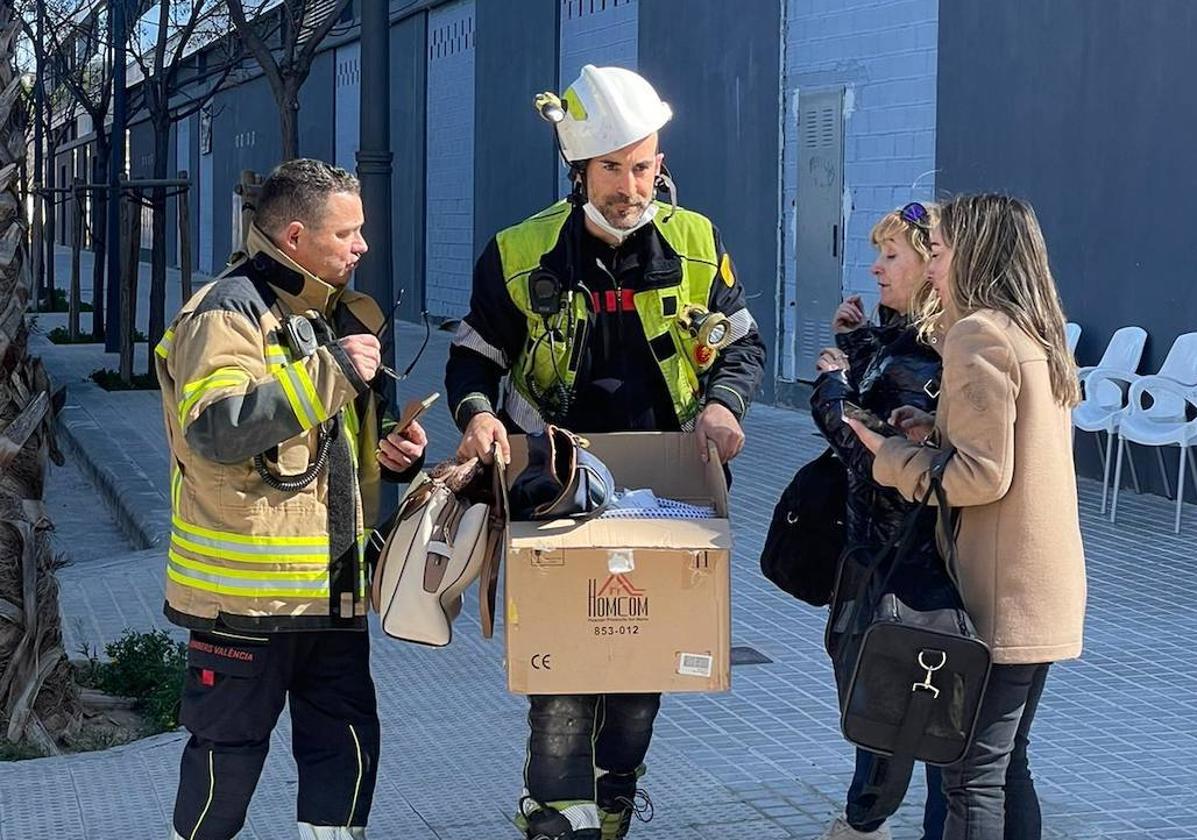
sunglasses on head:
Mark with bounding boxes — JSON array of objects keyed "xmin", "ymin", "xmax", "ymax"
[{"xmin": 900, "ymin": 202, "xmax": 931, "ymax": 228}]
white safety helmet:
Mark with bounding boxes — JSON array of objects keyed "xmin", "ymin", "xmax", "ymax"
[{"xmin": 548, "ymin": 65, "xmax": 672, "ymax": 162}]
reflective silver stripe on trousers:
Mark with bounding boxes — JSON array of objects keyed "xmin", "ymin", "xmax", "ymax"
[
  {"xmin": 503, "ymin": 386, "xmax": 546, "ymax": 433},
  {"xmin": 559, "ymin": 803, "xmax": 601, "ymax": 831},
  {"xmin": 724, "ymin": 307, "xmax": 758, "ymax": 345},
  {"xmin": 452, "ymin": 320, "xmax": 507, "ymax": 367},
  {"xmin": 297, "ymin": 824, "xmax": 367, "ymax": 839}
]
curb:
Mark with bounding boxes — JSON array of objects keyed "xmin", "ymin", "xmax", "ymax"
[{"xmin": 55, "ymin": 399, "xmax": 167, "ymax": 551}]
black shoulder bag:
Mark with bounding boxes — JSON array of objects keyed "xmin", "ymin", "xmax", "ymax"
[
  {"xmin": 759, "ymin": 447, "xmax": 847, "ymax": 606},
  {"xmin": 829, "ymin": 449, "xmax": 991, "ymax": 821}
]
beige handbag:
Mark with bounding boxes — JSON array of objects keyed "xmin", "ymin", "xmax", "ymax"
[{"xmin": 370, "ymin": 453, "xmax": 506, "ymax": 647}]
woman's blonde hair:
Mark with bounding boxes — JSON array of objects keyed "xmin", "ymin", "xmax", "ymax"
[
  {"xmin": 870, "ymin": 203, "xmax": 942, "ymax": 325},
  {"xmin": 938, "ymin": 194, "xmax": 1080, "ymax": 407}
]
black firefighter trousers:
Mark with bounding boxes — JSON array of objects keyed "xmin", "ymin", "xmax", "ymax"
[
  {"xmin": 525, "ymin": 692, "xmax": 661, "ymax": 824},
  {"xmin": 172, "ymin": 628, "xmax": 380, "ymax": 839}
]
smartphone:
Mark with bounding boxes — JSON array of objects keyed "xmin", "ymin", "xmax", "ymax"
[
  {"xmin": 841, "ymin": 400, "xmax": 897, "ymax": 436},
  {"xmin": 394, "ymin": 392, "xmax": 440, "ymax": 435}
]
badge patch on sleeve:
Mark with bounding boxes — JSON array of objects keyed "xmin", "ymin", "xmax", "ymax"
[{"xmin": 720, "ymin": 254, "xmax": 735, "ymax": 288}]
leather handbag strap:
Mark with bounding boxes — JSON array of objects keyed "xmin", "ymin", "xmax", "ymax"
[
  {"xmin": 860, "ymin": 445, "xmax": 958, "ymax": 602},
  {"xmin": 478, "ymin": 444, "xmax": 508, "ymax": 639},
  {"xmin": 847, "ymin": 478, "xmax": 937, "ymax": 613},
  {"xmin": 929, "ymin": 447, "xmax": 960, "ymax": 586},
  {"xmin": 865, "ymin": 682, "xmax": 938, "ymax": 819}
]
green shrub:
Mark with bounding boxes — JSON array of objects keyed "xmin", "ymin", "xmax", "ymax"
[
  {"xmin": 48, "ymin": 326, "xmax": 143, "ymax": 344},
  {"xmin": 43, "ymin": 288, "xmax": 94, "ymax": 313},
  {"xmin": 97, "ymin": 630, "xmax": 187, "ymax": 733},
  {"xmin": 88, "ymin": 368, "xmax": 159, "ymax": 391}
]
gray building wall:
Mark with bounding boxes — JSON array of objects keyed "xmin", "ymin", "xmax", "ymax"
[
  {"xmin": 424, "ymin": 0, "xmax": 477, "ymax": 319},
  {"xmin": 639, "ymin": 0, "xmax": 782, "ymax": 403},
  {"xmin": 779, "ymin": 0, "xmax": 939, "ymax": 387},
  {"xmin": 473, "ymin": 0, "xmax": 559, "ymax": 258}
]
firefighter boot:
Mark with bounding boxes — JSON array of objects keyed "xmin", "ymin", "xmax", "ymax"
[
  {"xmin": 521, "ymin": 804, "xmax": 598, "ymax": 840},
  {"xmin": 596, "ymin": 770, "xmax": 653, "ymax": 840}
]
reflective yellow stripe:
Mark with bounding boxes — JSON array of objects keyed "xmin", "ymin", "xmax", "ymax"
[
  {"xmin": 187, "ymin": 750, "xmax": 214, "ymax": 840},
  {"xmin": 171, "ymin": 467, "xmax": 182, "ymax": 510},
  {"xmin": 274, "ymin": 362, "xmax": 323, "ymax": 430},
  {"xmin": 172, "ymin": 515, "xmax": 328, "ymax": 547},
  {"xmin": 344, "ymin": 403, "xmax": 360, "ymax": 466},
  {"xmin": 167, "ymin": 565, "xmax": 331, "ymax": 599},
  {"xmin": 171, "ymin": 533, "xmax": 330, "ymax": 565},
  {"xmin": 178, "ymin": 368, "xmax": 250, "ymax": 424},
  {"xmin": 169, "ymin": 550, "xmax": 329, "ymax": 581},
  {"xmin": 156, "ymin": 328, "xmax": 175, "ymax": 360},
  {"xmin": 292, "ymin": 361, "xmax": 328, "ymax": 423},
  {"xmin": 265, "ymin": 342, "xmax": 290, "ymax": 368},
  {"xmin": 347, "ymin": 724, "xmax": 364, "ymax": 824}
]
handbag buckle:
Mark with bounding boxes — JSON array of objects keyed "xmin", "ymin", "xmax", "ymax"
[{"xmin": 912, "ymin": 649, "xmax": 947, "ymax": 699}]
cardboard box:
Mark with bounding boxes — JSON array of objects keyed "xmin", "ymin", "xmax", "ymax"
[{"xmin": 503, "ymin": 432, "xmax": 731, "ymax": 695}]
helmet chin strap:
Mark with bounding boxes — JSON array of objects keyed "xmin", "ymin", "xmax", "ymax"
[
  {"xmin": 582, "ymin": 201, "xmax": 659, "ymax": 245},
  {"xmin": 576, "ymin": 161, "xmax": 678, "ymax": 244}
]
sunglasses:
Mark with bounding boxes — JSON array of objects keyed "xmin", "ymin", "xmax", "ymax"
[
  {"xmin": 373, "ymin": 289, "xmax": 432, "ymax": 384},
  {"xmin": 900, "ymin": 201, "xmax": 931, "ymax": 228}
]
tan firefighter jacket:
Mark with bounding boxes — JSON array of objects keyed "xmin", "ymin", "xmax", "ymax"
[{"xmin": 155, "ymin": 225, "xmax": 411, "ymax": 632}]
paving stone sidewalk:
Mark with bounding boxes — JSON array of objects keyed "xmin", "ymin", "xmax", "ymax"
[{"xmin": 2, "ymin": 247, "xmax": 1194, "ymax": 839}]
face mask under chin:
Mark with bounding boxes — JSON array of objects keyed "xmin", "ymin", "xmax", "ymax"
[{"xmin": 582, "ymin": 200, "xmax": 658, "ymax": 245}]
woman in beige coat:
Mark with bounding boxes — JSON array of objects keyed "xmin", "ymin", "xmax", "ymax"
[{"xmin": 845, "ymin": 194, "xmax": 1087, "ymax": 840}]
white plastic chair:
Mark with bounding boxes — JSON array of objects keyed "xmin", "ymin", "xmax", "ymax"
[
  {"xmin": 1073, "ymin": 326, "xmax": 1148, "ymax": 513},
  {"xmin": 1065, "ymin": 322, "xmax": 1081, "ymax": 355},
  {"xmin": 1110, "ymin": 332, "xmax": 1197, "ymax": 533}
]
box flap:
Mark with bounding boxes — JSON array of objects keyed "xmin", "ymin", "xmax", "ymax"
[
  {"xmin": 505, "ymin": 432, "xmax": 729, "ymax": 518},
  {"xmin": 509, "ymin": 516, "xmax": 730, "ymax": 550}
]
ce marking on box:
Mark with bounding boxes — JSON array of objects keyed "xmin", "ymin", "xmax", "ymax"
[{"xmin": 531, "ymin": 653, "xmax": 553, "ymax": 671}]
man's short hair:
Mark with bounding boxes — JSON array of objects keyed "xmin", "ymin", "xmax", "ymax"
[{"xmin": 254, "ymin": 159, "xmax": 360, "ymax": 236}]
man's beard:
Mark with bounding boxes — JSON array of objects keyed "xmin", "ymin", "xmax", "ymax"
[{"xmin": 596, "ymin": 195, "xmax": 649, "ymax": 229}]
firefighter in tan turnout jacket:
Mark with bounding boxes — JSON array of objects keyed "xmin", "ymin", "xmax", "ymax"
[{"xmin": 157, "ymin": 160, "xmax": 427, "ymax": 840}]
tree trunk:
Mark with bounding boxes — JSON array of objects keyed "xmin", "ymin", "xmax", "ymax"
[
  {"xmin": 90, "ymin": 144, "xmax": 109, "ymax": 340},
  {"xmin": 147, "ymin": 121, "xmax": 169, "ymax": 377},
  {"xmin": 43, "ymin": 135, "xmax": 56, "ymax": 309},
  {"xmin": 280, "ymin": 86, "xmax": 300, "ymax": 162},
  {"xmin": 177, "ymin": 172, "xmax": 192, "ymax": 301},
  {"xmin": 0, "ymin": 5, "xmax": 81, "ymax": 753},
  {"xmin": 29, "ymin": 190, "xmax": 42, "ymax": 312},
  {"xmin": 70, "ymin": 178, "xmax": 81, "ymax": 340},
  {"xmin": 118, "ymin": 195, "xmax": 140, "ymax": 386}
]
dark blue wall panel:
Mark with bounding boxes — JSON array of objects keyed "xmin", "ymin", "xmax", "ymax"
[
  {"xmin": 211, "ymin": 74, "xmax": 279, "ymax": 266},
  {"xmin": 300, "ymin": 49, "xmax": 336, "ymax": 163},
  {"xmin": 391, "ymin": 14, "xmax": 427, "ymax": 323},
  {"xmin": 937, "ymin": 0, "xmax": 1197, "ymax": 377},
  {"xmin": 638, "ymin": 0, "xmax": 782, "ymax": 402},
  {"xmin": 473, "ymin": 0, "xmax": 559, "ymax": 256}
]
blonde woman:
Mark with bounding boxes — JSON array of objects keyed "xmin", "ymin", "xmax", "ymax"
[
  {"xmin": 847, "ymin": 194, "xmax": 1087, "ymax": 840},
  {"xmin": 810, "ymin": 202, "xmax": 947, "ymax": 840}
]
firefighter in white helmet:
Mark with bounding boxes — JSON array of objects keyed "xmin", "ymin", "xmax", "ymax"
[{"xmin": 445, "ymin": 66, "xmax": 765, "ymax": 840}]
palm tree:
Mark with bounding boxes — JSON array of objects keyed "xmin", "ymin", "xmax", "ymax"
[{"xmin": 0, "ymin": 3, "xmax": 79, "ymax": 755}]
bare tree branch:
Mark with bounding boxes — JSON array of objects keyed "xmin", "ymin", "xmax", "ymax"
[
  {"xmin": 226, "ymin": 0, "xmax": 286, "ymax": 101},
  {"xmin": 297, "ymin": 0, "xmax": 349, "ymax": 69}
]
